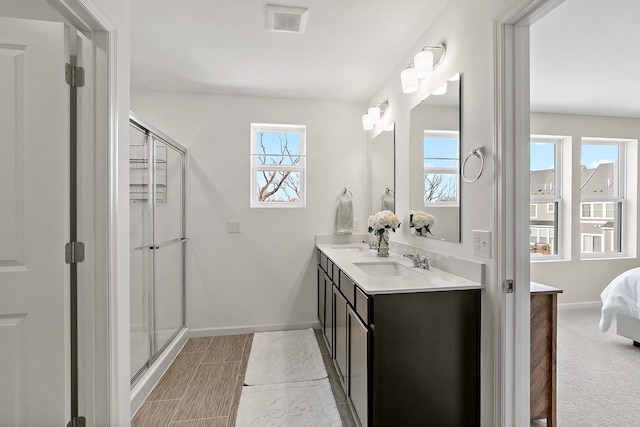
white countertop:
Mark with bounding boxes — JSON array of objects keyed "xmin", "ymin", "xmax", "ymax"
[{"xmin": 317, "ymin": 243, "xmax": 483, "ymax": 295}]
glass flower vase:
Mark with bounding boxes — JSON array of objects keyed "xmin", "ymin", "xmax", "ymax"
[{"xmin": 377, "ymin": 229, "xmax": 390, "ymax": 257}]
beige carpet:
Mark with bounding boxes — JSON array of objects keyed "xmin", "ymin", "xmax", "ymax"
[{"xmin": 534, "ymin": 307, "xmax": 640, "ymax": 426}]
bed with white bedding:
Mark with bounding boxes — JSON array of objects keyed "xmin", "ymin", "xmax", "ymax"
[{"xmin": 599, "ymin": 267, "xmax": 640, "ymax": 347}]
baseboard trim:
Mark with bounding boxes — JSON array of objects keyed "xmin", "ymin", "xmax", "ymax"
[
  {"xmin": 189, "ymin": 321, "xmax": 322, "ymax": 338},
  {"xmin": 558, "ymin": 301, "xmax": 602, "ymax": 311},
  {"xmin": 130, "ymin": 327, "xmax": 189, "ymax": 417}
]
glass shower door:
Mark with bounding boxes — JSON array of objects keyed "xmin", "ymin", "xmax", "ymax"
[
  {"xmin": 129, "ymin": 124, "xmax": 153, "ymax": 380},
  {"xmin": 152, "ymin": 136, "xmax": 186, "ymax": 353}
]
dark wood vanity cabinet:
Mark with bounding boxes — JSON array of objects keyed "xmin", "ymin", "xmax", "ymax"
[{"xmin": 316, "ymin": 249, "xmax": 481, "ymax": 427}]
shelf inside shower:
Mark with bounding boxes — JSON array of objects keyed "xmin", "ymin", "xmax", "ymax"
[{"xmin": 130, "ymin": 144, "xmax": 168, "ymax": 203}]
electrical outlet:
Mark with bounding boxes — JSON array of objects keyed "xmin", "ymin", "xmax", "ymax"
[
  {"xmin": 354, "ymin": 219, "xmax": 361, "ymax": 231},
  {"xmin": 472, "ymin": 230, "xmax": 491, "ymax": 258},
  {"xmin": 228, "ymin": 220, "xmax": 241, "ymax": 233}
]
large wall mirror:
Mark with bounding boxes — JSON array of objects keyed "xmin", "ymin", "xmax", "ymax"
[
  {"xmin": 409, "ymin": 74, "xmax": 461, "ymax": 242},
  {"xmin": 370, "ymin": 126, "xmax": 395, "ymax": 214}
]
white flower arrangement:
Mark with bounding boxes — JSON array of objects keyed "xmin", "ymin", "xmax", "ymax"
[
  {"xmin": 368, "ymin": 210, "xmax": 401, "ymax": 237},
  {"xmin": 410, "ymin": 210, "xmax": 435, "ymax": 236}
]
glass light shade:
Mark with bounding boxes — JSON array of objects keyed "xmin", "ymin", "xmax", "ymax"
[
  {"xmin": 414, "ymin": 50, "xmax": 434, "ymax": 79},
  {"xmin": 432, "ymin": 81, "xmax": 448, "ymax": 95},
  {"xmin": 400, "ymin": 67, "xmax": 418, "ymax": 94},
  {"xmin": 368, "ymin": 106, "xmax": 381, "ymax": 123},
  {"xmin": 362, "ymin": 114, "xmax": 373, "ymax": 130}
]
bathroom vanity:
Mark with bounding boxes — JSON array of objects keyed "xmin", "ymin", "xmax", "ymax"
[{"xmin": 317, "ymin": 243, "xmax": 482, "ymax": 427}]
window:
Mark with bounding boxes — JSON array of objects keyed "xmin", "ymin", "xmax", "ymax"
[
  {"xmin": 250, "ymin": 123, "xmax": 306, "ymax": 208},
  {"xmin": 580, "ymin": 139, "xmax": 624, "ymax": 255},
  {"xmin": 530, "ymin": 138, "xmax": 561, "ymax": 257},
  {"xmin": 423, "ymin": 130, "xmax": 459, "ymax": 206}
]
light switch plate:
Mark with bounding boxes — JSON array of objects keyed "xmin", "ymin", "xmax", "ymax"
[
  {"xmin": 228, "ymin": 220, "xmax": 241, "ymax": 233},
  {"xmin": 472, "ymin": 230, "xmax": 491, "ymax": 258}
]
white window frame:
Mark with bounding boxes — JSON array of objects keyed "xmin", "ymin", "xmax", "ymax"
[
  {"xmin": 580, "ymin": 138, "xmax": 626, "ymax": 257},
  {"xmin": 547, "ymin": 203, "xmax": 554, "ymax": 213},
  {"xmin": 423, "ymin": 130, "xmax": 460, "ymax": 207},
  {"xmin": 529, "ymin": 204, "xmax": 537, "ymax": 218},
  {"xmin": 581, "ymin": 233, "xmax": 604, "ymax": 254},
  {"xmin": 250, "ymin": 123, "xmax": 306, "ymax": 208},
  {"xmin": 530, "ymin": 136, "xmax": 562, "ymax": 259}
]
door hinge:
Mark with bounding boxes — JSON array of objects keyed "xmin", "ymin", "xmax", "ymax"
[
  {"xmin": 503, "ymin": 279, "xmax": 514, "ymax": 294},
  {"xmin": 67, "ymin": 416, "xmax": 86, "ymax": 427},
  {"xmin": 65, "ymin": 63, "xmax": 85, "ymax": 88},
  {"xmin": 65, "ymin": 242, "xmax": 85, "ymax": 264}
]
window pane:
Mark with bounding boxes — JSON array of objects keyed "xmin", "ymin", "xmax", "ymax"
[
  {"xmin": 530, "ymin": 202, "xmax": 557, "ymax": 257},
  {"xmin": 593, "ymin": 203, "xmax": 604, "ymax": 218},
  {"xmin": 605, "ymin": 202, "xmax": 614, "ymax": 218},
  {"xmin": 424, "ymin": 135, "xmax": 458, "ymax": 161},
  {"xmin": 254, "ymin": 131, "xmax": 301, "ymax": 165},
  {"xmin": 530, "ymin": 141, "xmax": 556, "ymax": 198},
  {"xmin": 424, "ymin": 173, "xmax": 458, "ymax": 203},
  {"xmin": 581, "ymin": 203, "xmax": 591, "ymax": 217},
  {"xmin": 256, "ymin": 171, "xmax": 301, "ymax": 203},
  {"xmin": 580, "ymin": 144, "xmax": 619, "ymax": 199},
  {"xmin": 547, "ymin": 203, "xmax": 554, "ymax": 213},
  {"xmin": 593, "ymin": 235, "xmax": 602, "ymax": 252},
  {"xmin": 530, "ymin": 204, "xmax": 537, "ymax": 218}
]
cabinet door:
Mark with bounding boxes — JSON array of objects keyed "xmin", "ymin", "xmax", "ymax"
[
  {"xmin": 324, "ymin": 272, "xmax": 334, "ymax": 356},
  {"xmin": 317, "ymin": 265, "xmax": 325, "ymax": 328},
  {"xmin": 348, "ymin": 306, "xmax": 369, "ymax": 427},
  {"xmin": 334, "ymin": 286, "xmax": 348, "ymax": 388}
]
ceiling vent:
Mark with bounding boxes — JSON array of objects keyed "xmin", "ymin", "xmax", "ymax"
[{"xmin": 266, "ymin": 5, "xmax": 308, "ymax": 33}]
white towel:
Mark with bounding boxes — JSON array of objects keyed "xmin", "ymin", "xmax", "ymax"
[
  {"xmin": 336, "ymin": 192, "xmax": 353, "ymax": 234},
  {"xmin": 381, "ymin": 191, "xmax": 394, "ymax": 211}
]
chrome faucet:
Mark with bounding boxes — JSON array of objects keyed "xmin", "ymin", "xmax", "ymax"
[
  {"xmin": 403, "ymin": 252, "xmax": 431, "ymax": 270},
  {"xmin": 362, "ymin": 239, "xmax": 378, "ymax": 250}
]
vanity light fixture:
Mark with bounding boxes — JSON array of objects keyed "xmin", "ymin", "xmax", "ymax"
[
  {"xmin": 362, "ymin": 114, "xmax": 373, "ymax": 130},
  {"xmin": 362, "ymin": 102, "xmax": 389, "ymax": 130},
  {"xmin": 432, "ymin": 81, "xmax": 448, "ymax": 95},
  {"xmin": 401, "ymin": 43, "xmax": 446, "ymax": 94},
  {"xmin": 400, "ymin": 64, "xmax": 418, "ymax": 94}
]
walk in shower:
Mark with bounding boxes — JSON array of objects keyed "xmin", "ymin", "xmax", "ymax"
[{"xmin": 129, "ymin": 113, "xmax": 187, "ymax": 395}]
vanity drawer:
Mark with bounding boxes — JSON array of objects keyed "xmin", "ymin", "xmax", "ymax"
[
  {"xmin": 355, "ymin": 286, "xmax": 369, "ymax": 324},
  {"xmin": 339, "ymin": 271, "xmax": 356, "ymax": 306},
  {"xmin": 320, "ymin": 252, "xmax": 328, "ymax": 273},
  {"xmin": 327, "ymin": 259, "xmax": 334, "ymax": 281},
  {"xmin": 333, "ymin": 263, "xmax": 341, "ymax": 285}
]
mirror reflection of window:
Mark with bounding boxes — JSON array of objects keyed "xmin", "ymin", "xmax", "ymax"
[{"xmin": 423, "ymin": 130, "xmax": 459, "ymax": 206}]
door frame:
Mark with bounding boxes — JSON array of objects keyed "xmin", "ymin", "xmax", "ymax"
[
  {"xmin": 494, "ymin": 0, "xmax": 564, "ymax": 425},
  {"xmin": 34, "ymin": 0, "xmax": 120, "ymax": 424}
]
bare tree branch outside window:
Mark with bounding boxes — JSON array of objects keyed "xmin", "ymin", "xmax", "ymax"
[
  {"xmin": 256, "ymin": 132, "xmax": 301, "ymax": 202},
  {"xmin": 424, "ymin": 173, "xmax": 458, "ymax": 204}
]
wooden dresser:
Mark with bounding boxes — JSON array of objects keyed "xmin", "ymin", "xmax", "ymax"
[{"xmin": 530, "ymin": 282, "xmax": 563, "ymax": 427}]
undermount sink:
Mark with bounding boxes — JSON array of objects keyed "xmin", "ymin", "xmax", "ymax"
[
  {"xmin": 331, "ymin": 246, "xmax": 369, "ymax": 252},
  {"xmin": 353, "ymin": 262, "xmax": 422, "ymax": 277}
]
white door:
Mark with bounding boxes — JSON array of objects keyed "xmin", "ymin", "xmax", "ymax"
[{"xmin": 0, "ymin": 17, "xmax": 70, "ymax": 427}]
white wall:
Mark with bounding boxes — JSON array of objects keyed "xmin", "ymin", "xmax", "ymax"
[
  {"xmin": 364, "ymin": 0, "xmax": 521, "ymax": 424},
  {"xmin": 530, "ymin": 112, "xmax": 640, "ymax": 303},
  {"xmin": 131, "ymin": 91, "xmax": 368, "ymax": 333}
]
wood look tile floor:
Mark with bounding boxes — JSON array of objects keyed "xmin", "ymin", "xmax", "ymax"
[{"xmin": 133, "ymin": 330, "xmax": 355, "ymax": 427}]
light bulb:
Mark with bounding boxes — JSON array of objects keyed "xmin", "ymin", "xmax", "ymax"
[
  {"xmin": 368, "ymin": 106, "xmax": 381, "ymax": 123},
  {"xmin": 400, "ymin": 66, "xmax": 418, "ymax": 94},
  {"xmin": 362, "ymin": 114, "xmax": 373, "ymax": 130},
  {"xmin": 414, "ymin": 50, "xmax": 434, "ymax": 79},
  {"xmin": 432, "ymin": 81, "xmax": 448, "ymax": 95}
]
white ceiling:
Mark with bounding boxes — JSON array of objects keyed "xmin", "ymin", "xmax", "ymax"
[
  {"xmin": 530, "ymin": 0, "xmax": 640, "ymax": 118},
  {"xmin": 130, "ymin": 0, "xmax": 449, "ymax": 101}
]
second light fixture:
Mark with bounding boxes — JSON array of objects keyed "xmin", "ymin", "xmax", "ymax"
[{"xmin": 400, "ymin": 43, "xmax": 446, "ymax": 94}]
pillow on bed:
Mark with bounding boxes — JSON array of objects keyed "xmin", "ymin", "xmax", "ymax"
[{"xmin": 599, "ymin": 267, "xmax": 640, "ymax": 332}]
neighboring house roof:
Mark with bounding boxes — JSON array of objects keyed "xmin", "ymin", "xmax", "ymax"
[{"xmin": 530, "ymin": 163, "xmax": 615, "ymax": 196}]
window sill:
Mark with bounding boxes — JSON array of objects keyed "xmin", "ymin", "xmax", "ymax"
[
  {"xmin": 579, "ymin": 253, "xmax": 635, "ymax": 261},
  {"xmin": 530, "ymin": 256, "xmax": 566, "ymax": 263}
]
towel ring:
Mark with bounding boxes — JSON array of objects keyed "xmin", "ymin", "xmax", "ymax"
[
  {"xmin": 341, "ymin": 188, "xmax": 353, "ymax": 198},
  {"xmin": 462, "ymin": 147, "xmax": 485, "ymax": 183}
]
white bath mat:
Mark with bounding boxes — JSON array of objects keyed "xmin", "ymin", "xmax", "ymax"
[
  {"xmin": 235, "ymin": 379, "xmax": 342, "ymax": 427},
  {"xmin": 244, "ymin": 328, "xmax": 327, "ymax": 385}
]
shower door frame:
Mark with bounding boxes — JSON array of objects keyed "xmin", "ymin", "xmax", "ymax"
[{"xmin": 129, "ymin": 111, "xmax": 188, "ymax": 385}]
